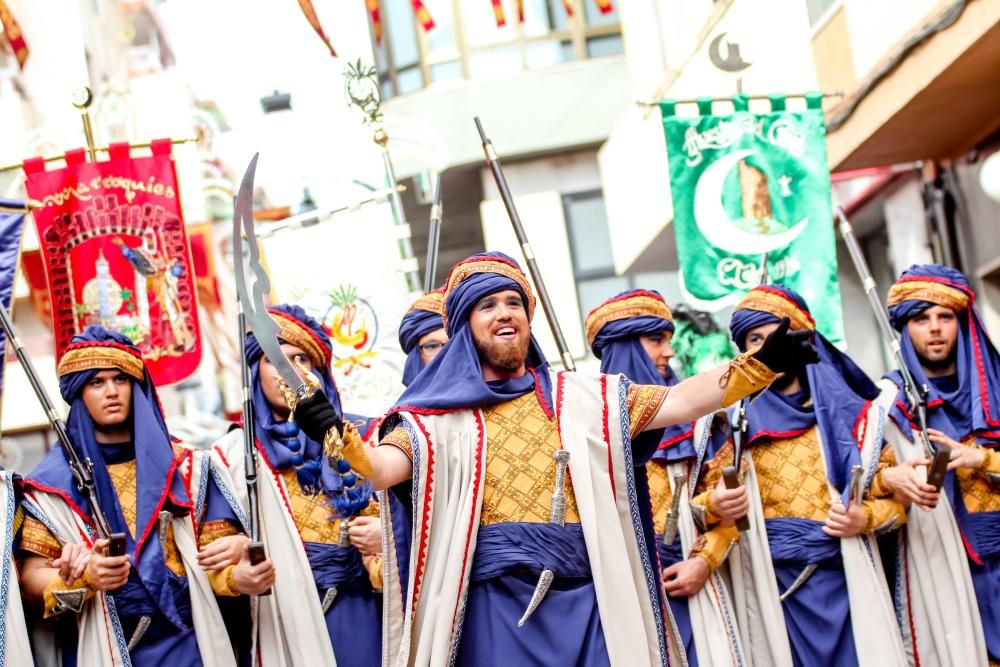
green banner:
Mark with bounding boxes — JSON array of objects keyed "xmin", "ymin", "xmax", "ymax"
[{"xmin": 660, "ymin": 94, "xmax": 844, "ymax": 343}]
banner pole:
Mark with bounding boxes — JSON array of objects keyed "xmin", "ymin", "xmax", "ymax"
[{"xmin": 70, "ymin": 87, "xmax": 98, "ymax": 162}]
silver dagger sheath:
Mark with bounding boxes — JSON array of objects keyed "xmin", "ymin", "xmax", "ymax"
[
  {"xmin": 662, "ymin": 471, "xmax": 686, "ymax": 546},
  {"xmin": 518, "ymin": 449, "xmax": 570, "ymax": 628}
]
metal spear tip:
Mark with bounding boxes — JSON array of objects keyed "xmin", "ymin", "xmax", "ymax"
[{"xmin": 474, "ymin": 117, "xmax": 487, "ymax": 143}]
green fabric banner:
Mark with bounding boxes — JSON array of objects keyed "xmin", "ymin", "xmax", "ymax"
[{"xmin": 660, "ymin": 95, "xmax": 844, "ymax": 343}]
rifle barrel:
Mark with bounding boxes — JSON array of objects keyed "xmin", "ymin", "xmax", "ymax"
[
  {"xmin": 475, "ymin": 117, "xmax": 576, "ymax": 371},
  {"xmin": 424, "ymin": 174, "xmax": 443, "ymax": 293}
]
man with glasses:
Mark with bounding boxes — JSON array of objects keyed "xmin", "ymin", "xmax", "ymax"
[{"xmin": 398, "ymin": 289, "xmax": 447, "ymax": 386}]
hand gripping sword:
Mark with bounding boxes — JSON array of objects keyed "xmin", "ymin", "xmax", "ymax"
[{"xmin": 518, "ymin": 449, "xmax": 570, "ymax": 627}]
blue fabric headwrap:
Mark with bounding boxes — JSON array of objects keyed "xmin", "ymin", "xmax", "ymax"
[
  {"xmin": 729, "ymin": 286, "xmax": 878, "ymax": 499},
  {"xmin": 884, "ymin": 264, "xmax": 1000, "ymax": 444},
  {"xmin": 245, "ymin": 304, "xmax": 371, "ymax": 515},
  {"xmin": 398, "ymin": 301, "xmax": 445, "ymax": 387},
  {"xmin": 27, "ymin": 326, "xmax": 191, "ymax": 629},
  {"xmin": 588, "ymin": 291, "xmax": 692, "ymax": 462},
  {"xmin": 388, "ymin": 252, "xmax": 553, "ymax": 416}
]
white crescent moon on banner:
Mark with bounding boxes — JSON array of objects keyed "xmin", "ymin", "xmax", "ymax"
[{"xmin": 692, "ymin": 148, "xmax": 808, "ymax": 255}]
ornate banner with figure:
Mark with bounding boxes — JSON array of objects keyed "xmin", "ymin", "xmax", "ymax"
[
  {"xmin": 258, "ymin": 197, "xmax": 412, "ymax": 417},
  {"xmin": 661, "ymin": 94, "xmax": 844, "ymax": 342},
  {"xmin": 23, "ymin": 140, "xmax": 202, "ymax": 386}
]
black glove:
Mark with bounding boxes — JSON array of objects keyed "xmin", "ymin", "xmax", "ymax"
[
  {"xmin": 294, "ymin": 389, "xmax": 344, "ymax": 443},
  {"xmin": 751, "ymin": 317, "xmax": 819, "ymax": 373}
]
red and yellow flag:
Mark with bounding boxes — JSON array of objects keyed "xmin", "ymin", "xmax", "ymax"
[
  {"xmin": 562, "ymin": 0, "xmax": 574, "ymax": 18},
  {"xmin": 0, "ymin": 0, "xmax": 28, "ymax": 69},
  {"xmin": 297, "ymin": 0, "xmax": 337, "ymax": 58},
  {"xmin": 366, "ymin": 0, "xmax": 383, "ymax": 45},
  {"xmin": 594, "ymin": 0, "xmax": 613, "ymax": 14},
  {"xmin": 491, "ymin": 0, "xmax": 506, "ymax": 27},
  {"xmin": 516, "ymin": 0, "xmax": 524, "ymax": 22},
  {"xmin": 410, "ymin": 0, "xmax": 435, "ymax": 31}
]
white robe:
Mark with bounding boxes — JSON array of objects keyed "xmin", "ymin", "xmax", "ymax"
[
  {"xmin": 727, "ymin": 406, "xmax": 907, "ymax": 667},
  {"xmin": 22, "ymin": 474, "xmax": 235, "ymax": 667},
  {"xmin": 0, "ymin": 471, "xmax": 30, "ymax": 667},
  {"xmin": 192, "ymin": 431, "xmax": 338, "ymax": 667},
  {"xmin": 871, "ymin": 379, "xmax": 988, "ymax": 667},
  {"xmin": 380, "ymin": 371, "xmax": 668, "ymax": 667}
]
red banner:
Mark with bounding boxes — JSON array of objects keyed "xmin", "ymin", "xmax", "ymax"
[
  {"xmin": 0, "ymin": 0, "xmax": 28, "ymax": 69},
  {"xmin": 297, "ymin": 0, "xmax": 338, "ymax": 58},
  {"xmin": 491, "ymin": 0, "xmax": 506, "ymax": 27},
  {"xmin": 410, "ymin": 0, "xmax": 435, "ymax": 31},
  {"xmin": 366, "ymin": 0, "xmax": 382, "ymax": 45},
  {"xmin": 23, "ymin": 140, "xmax": 202, "ymax": 386}
]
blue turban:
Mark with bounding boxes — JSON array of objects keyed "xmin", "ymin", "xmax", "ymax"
[
  {"xmin": 27, "ymin": 326, "xmax": 191, "ymax": 628},
  {"xmin": 398, "ymin": 290, "xmax": 445, "ymax": 387},
  {"xmin": 387, "ymin": 252, "xmax": 553, "ymax": 416},
  {"xmin": 244, "ymin": 304, "xmax": 371, "ymax": 514},
  {"xmin": 729, "ymin": 286, "xmax": 878, "ymax": 499},
  {"xmin": 585, "ymin": 290, "xmax": 694, "ymax": 463},
  {"xmin": 883, "ymin": 264, "xmax": 1000, "ymax": 445}
]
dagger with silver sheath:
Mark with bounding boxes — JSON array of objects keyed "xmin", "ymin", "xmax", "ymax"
[
  {"xmin": 662, "ymin": 471, "xmax": 687, "ymax": 546},
  {"xmin": 518, "ymin": 449, "xmax": 571, "ymax": 627},
  {"xmin": 846, "ymin": 464, "xmax": 865, "ymax": 508},
  {"xmin": 836, "ymin": 209, "xmax": 950, "ymax": 491},
  {"xmin": 0, "ymin": 301, "xmax": 126, "ymax": 568}
]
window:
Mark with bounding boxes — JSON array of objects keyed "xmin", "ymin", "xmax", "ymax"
[
  {"xmin": 373, "ymin": 0, "xmax": 623, "ymax": 99},
  {"xmin": 563, "ymin": 190, "xmax": 629, "ymax": 323}
]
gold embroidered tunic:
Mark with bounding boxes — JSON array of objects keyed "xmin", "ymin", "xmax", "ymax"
[
  {"xmin": 646, "ymin": 461, "xmax": 737, "ymax": 572},
  {"xmin": 694, "ymin": 425, "xmax": 906, "ymax": 533},
  {"xmin": 380, "ymin": 383, "xmax": 669, "ymax": 527}
]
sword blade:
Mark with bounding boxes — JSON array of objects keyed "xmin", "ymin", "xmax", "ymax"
[{"xmin": 232, "ymin": 154, "xmax": 304, "ymax": 394}]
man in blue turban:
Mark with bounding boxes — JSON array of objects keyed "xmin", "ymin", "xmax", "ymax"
[
  {"xmin": 292, "ymin": 252, "xmax": 815, "ymax": 666},
  {"xmin": 195, "ymin": 304, "xmax": 382, "ymax": 667},
  {"xmin": 871, "ymin": 264, "xmax": 998, "ymax": 664},
  {"xmin": 398, "ymin": 288, "xmax": 447, "ymax": 386},
  {"xmin": 586, "ymin": 289, "xmax": 746, "ymax": 666},
  {"xmin": 18, "ymin": 326, "xmax": 262, "ymax": 665},
  {"xmin": 694, "ymin": 286, "xmax": 907, "ymax": 667}
]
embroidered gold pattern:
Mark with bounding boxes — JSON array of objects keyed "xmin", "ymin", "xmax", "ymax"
[
  {"xmin": 734, "ymin": 289, "xmax": 815, "ymax": 332},
  {"xmin": 481, "ymin": 393, "xmax": 580, "ymax": 526},
  {"xmin": 585, "ymin": 295, "xmax": 673, "ymax": 346},
  {"xmin": 380, "ymin": 427, "xmax": 414, "ymax": 461},
  {"xmin": 281, "ymin": 469, "xmax": 378, "ymax": 544},
  {"xmin": 627, "ymin": 384, "xmax": 669, "ymax": 436},
  {"xmin": 887, "ymin": 279, "xmax": 969, "ymax": 313},
  {"xmin": 20, "ymin": 516, "xmax": 62, "ymax": 560},
  {"xmin": 646, "ymin": 461, "xmax": 673, "ymax": 535},
  {"xmin": 409, "ymin": 290, "xmax": 444, "ymax": 315},
  {"xmin": 198, "ymin": 520, "xmax": 239, "ymax": 547},
  {"xmin": 271, "ymin": 310, "xmax": 330, "ymax": 367},
  {"xmin": 957, "ymin": 437, "xmax": 1000, "ymax": 513},
  {"xmin": 56, "ymin": 346, "xmax": 144, "ymax": 380},
  {"xmin": 107, "ymin": 460, "xmax": 185, "ymax": 576},
  {"xmin": 442, "ymin": 260, "xmax": 536, "ymax": 330}
]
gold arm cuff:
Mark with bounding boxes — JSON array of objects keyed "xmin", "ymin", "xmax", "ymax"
[
  {"xmin": 339, "ymin": 421, "xmax": 373, "ymax": 478},
  {"xmin": 42, "ymin": 573, "xmax": 94, "ymax": 618},
  {"xmin": 721, "ymin": 353, "xmax": 776, "ymax": 406}
]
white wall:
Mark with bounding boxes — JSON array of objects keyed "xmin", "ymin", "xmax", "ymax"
[{"xmin": 842, "ymin": 0, "xmax": 941, "ymax": 79}]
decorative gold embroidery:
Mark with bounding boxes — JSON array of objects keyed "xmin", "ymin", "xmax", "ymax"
[
  {"xmin": 380, "ymin": 427, "xmax": 414, "ymax": 461},
  {"xmin": 20, "ymin": 516, "xmax": 62, "ymax": 560},
  {"xmin": 408, "ymin": 290, "xmax": 444, "ymax": 315},
  {"xmin": 646, "ymin": 461, "xmax": 673, "ymax": 535},
  {"xmin": 270, "ymin": 310, "xmax": 330, "ymax": 367},
  {"xmin": 198, "ymin": 519, "xmax": 239, "ymax": 547},
  {"xmin": 627, "ymin": 384, "xmax": 669, "ymax": 437},
  {"xmin": 585, "ymin": 294, "xmax": 673, "ymax": 346},
  {"xmin": 107, "ymin": 461, "xmax": 184, "ymax": 576},
  {"xmin": 957, "ymin": 437, "xmax": 1000, "ymax": 513},
  {"xmin": 442, "ymin": 259, "xmax": 536, "ymax": 330},
  {"xmin": 750, "ymin": 427, "xmax": 832, "ymax": 521},
  {"xmin": 887, "ymin": 279, "xmax": 969, "ymax": 313},
  {"xmin": 481, "ymin": 393, "xmax": 580, "ymax": 526},
  {"xmin": 56, "ymin": 346, "xmax": 144, "ymax": 380},
  {"xmin": 734, "ymin": 289, "xmax": 815, "ymax": 332},
  {"xmin": 281, "ymin": 469, "xmax": 379, "ymax": 544}
]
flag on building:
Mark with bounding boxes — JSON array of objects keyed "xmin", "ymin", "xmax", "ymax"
[
  {"xmin": 0, "ymin": 200, "xmax": 27, "ymax": 395},
  {"xmin": 23, "ymin": 139, "xmax": 203, "ymax": 386},
  {"xmin": 0, "ymin": 1, "xmax": 28, "ymax": 69},
  {"xmin": 660, "ymin": 93, "xmax": 844, "ymax": 343}
]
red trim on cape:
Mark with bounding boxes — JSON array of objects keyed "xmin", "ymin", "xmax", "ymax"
[
  {"xmin": 968, "ymin": 314, "xmax": 1000, "ymax": 428},
  {"xmin": 134, "ymin": 455, "xmax": 184, "ymax": 563},
  {"xmin": 657, "ymin": 427, "xmax": 695, "ymax": 451},
  {"xmin": 852, "ymin": 400, "xmax": 873, "ymax": 450},
  {"xmin": 410, "ymin": 414, "xmax": 436, "ymax": 610},
  {"xmin": 529, "ymin": 367, "xmax": 554, "ymax": 420},
  {"xmin": 746, "ymin": 428, "xmax": 810, "ymax": 445},
  {"xmin": 902, "ymin": 540, "xmax": 921, "ymax": 667},
  {"xmin": 22, "ymin": 480, "xmax": 97, "ymax": 533}
]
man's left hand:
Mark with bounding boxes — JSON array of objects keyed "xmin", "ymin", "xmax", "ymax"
[
  {"xmin": 661, "ymin": 557, "xmax": 710, "ymax": 597},
  {"xmin": 823, "ymin": 501, "xmax": 867, "ymax": 538},
  {"xmin": 928, "ymin": 428, "xmax": 985, "ymax": 471},
  {"xmin": 198, "ymin": 534, "xmax": 250, "ymax": 571},
  {"xmin": 347, "ymin": 516, "xmax": 382, "ymax": 556}
]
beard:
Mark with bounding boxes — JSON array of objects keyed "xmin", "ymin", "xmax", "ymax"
[
  {"xmin": 916, "ymin": 347, "xmax": 957, "ymax": 373},
  {"xmin": 473, "ymin": 330, "xmax": 530, "ymax": 372}
]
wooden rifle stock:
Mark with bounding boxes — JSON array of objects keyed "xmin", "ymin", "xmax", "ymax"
[{"xmin": 926, "ymin": 447, "xmax": 951, "ymax": 491}]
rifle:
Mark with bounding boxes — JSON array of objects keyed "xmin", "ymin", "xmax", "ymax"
[
  {"xmin": 836, "ymin": 208, "xmax": 946, "ymax": 490},
  {"xmin": 475, "ymin": 117, "xmax": 576, "ymax": 372},
  {"xmin": 423, "ymin": 173, "xmax": 443, "ymax": 293},
  {"xmin": 232, "ymin": 169, "xmax": 275, "ymax": 595},
  {"xmin": 0, "ymin": 302, "xmax": 125, "ymax": 556}
]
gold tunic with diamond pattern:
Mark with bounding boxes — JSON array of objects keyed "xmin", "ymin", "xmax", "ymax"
[{"xmin": 381, "ymin": 383, "xmax": 669, "ymax": 527}]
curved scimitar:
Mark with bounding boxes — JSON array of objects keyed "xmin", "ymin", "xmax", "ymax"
[{"xmin": 518, "ymin": 450, "xmax": 570, "ymax": 628}]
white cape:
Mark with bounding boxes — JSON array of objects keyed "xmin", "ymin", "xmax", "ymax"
[
  {"xmin": 380, "ymin": 371, "xmax": 669, "ymax": 667},
  {"xmin": 0, "ymin": 471, "xmax": 30, "ymax": 667},
  {"xmin": 871, "ymin": 379, "xmax": 988, "ymax": 666}
]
